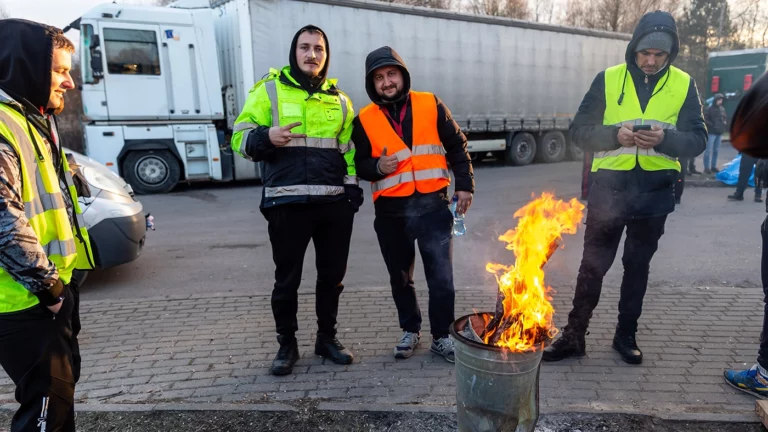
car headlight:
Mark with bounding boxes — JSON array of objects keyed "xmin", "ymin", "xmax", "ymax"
[{"xmin": 82, "ymin": 166, "xmax": 132, "ymax": 197}]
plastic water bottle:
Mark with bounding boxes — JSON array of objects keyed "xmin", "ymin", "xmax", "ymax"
[{"xmin": 451, "ymin": 195, "xmax": 466, "ymax": 236}]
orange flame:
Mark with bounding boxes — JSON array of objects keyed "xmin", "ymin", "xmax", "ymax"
[{"xmin": 484, "ymin": 192, "xmax": 585, "ymax": 352}]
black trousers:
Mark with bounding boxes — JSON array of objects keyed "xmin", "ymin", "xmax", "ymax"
[
  {"xmin": 736, "ymin": 153, "xmax": 763, "ymax": 197},
  {"xmin": 0, "ymin": 284, "xmax": 80, "ymax": 432},
  {"xmin": 374, "ymin": 207, "xmax": 455, "ymax": 339},
  {"xmin": 565, "ymin": 211, "xmax": 667, "ymax": 335},
  {"xmin": 758, "ymin": 216, "xmax": 768, "ymax": 368},
  {"xmin": 265, "ymin": 200, "xmax": 354, "ymax": 339}
]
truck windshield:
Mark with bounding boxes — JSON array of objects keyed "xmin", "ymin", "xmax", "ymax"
[{"xmin": 103, "ymin": 28, "xmax": 161, "ymax": 76}]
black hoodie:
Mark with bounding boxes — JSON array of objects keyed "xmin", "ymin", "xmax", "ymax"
[
  {"xmin": 288, "ymin": 25, "xmax": 330, "ymax": 95},
  {"xmin": 569, "ymin": 10, "xmax": 707, "ymax": 219},
  {"xmin": 352, "ymin": 46, "xmax": 474, "ymax": 218}
]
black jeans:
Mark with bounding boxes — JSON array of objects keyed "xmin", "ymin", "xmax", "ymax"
[
  {"xmin": 374, "ymin": 207, "xmax": 455, "ymax": 339},
  {"xmin": 0, "ymin": 284, "xmax": 80, "ymax": 432},
  {"xmin": 265, "ymin": 200, "xmax": 355, "ymax": 339},
  {"xmin": 736, "ymin": 153, "xmax": 764, "ymax": 197},
  {"xmin": 566, "ymin": 211, "xmax": 667, "ymax": 335},
  {"xmin": 758, "ymin": 216, "xmax": 768, "ymax": 369}
]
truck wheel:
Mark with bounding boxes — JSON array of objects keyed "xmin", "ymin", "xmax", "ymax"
[
  {"xmin": 123, "ymin": 150, "xmax": 181, "ymax": 195},
  {"xmin": 505, "ymin": 133, "xmax": 536, "ymax": 166},
  {"xmin": 536, "ymin": 131, "xmax": 567, "ymax": 163},
  {"xmin": 568, "ymin": 141, "xmax": 584, "ymax": 161}
]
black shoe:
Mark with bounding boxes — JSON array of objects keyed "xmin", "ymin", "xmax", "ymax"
[
  {"xmin": 612, "ymin": 330, "xmax": 643, "ymax": 364},
  {"xmin": 711, "ymin": 167, "xmax": 720, "ymax": 173},
  {"xmin": 542, "ymin": 331, "xmax": 586, "ymax": 362},
  {"xmin": 728, "ymin": 194, "xmax": 744, "ymax": 201},
  {"xmin": 704, "ymin": 168, "xmax": 711, "ymax": 175},
  {"xmin": 315, "ymin": 334, "xmax": 354, "ymax": 365},
  {"xmin": 270, "ymin": 335, "xmax": 299, "ymax": 376},
  {"xmin": 689, "ymin": 168, "xmax": 702, "ymax": 175},
  {"xmin": 756, "ymin": 196, "xmax": 763, "ymax": 203}
]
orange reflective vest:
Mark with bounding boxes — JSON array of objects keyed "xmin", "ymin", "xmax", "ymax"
[{"xmin": 359, "ymin": 91, "xmax": 451, "ymax": 202}]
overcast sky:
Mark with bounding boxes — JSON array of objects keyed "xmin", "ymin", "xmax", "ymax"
[{"xmin": 3, "ymin": 0, "xmax": 158, "ymax": 30}]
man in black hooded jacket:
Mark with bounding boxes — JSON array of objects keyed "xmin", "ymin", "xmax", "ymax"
[
  {"xmin": 352, "ymin": 47, "xmax": 474, "ymax": 363},
  {"xmin": 543, "ymin": 11, "xmax": 706, "ymax": 365},
  {"xmin": 0, "ymin": 19, "xmax": 93, "ymax": 432},
  {"xmin": 231, "ymin": 26, "xmax": 362, "ymax": 375}
]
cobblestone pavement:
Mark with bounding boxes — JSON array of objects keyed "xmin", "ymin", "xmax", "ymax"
[{"xmin": 0, "ymin": 284, "xmax": 762, "ymax": 420}]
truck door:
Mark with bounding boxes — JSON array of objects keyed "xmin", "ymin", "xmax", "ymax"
[
  {"xmin": 162, "ymin": 26, "xmax": 207, "ymax": 120},
  {"xmin": 99, "ymin": 23, "xmax": 169, "ymax": 120}
]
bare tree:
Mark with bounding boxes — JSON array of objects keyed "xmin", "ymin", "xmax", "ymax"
[
  {"xmin": 154, "ymin": 0, "xmax": 176, "ymax": 6},
  {"xmin": 0, "ymin": 1, "xmax": 10, "ymax": 19},
  {"xmin": 564, "ymin": 0, "xmax": 682, "ymax": 33},
  {"xmin": 468, "ymin": 0, "xmax": 529, "ymax": 19},
  {"xmin": 530, "ymin": 0, "xmax": 555, "ymax": 23},
  {"xmin": 386, "ymin": 0, "xmax": 455, "ymax": 8}
]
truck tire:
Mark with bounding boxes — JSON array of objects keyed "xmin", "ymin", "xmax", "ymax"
[
  {"xmin": 567, "ymin": 141, "xmax": 584, "ymax": 161},
  {"xmin": 535, "ymin": 131, "xmax": 567, "ymax": 163},
  {"xmin": 505, "ymin": 133, "xmax": 536, "ymax": 166},
  {"xmin": 123, "ymin": 150, "xmax": 181, "ymax": 195}
]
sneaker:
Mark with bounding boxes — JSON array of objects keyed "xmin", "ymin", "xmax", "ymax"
[
  {"xmin": 724, "ymin": 364, "xmax": 768, "ymax": 399},
  {"xmin": 431, "ymin": 336, "xmax": 455, "ymax": 363},
  {"xmin": 394, "ymin": 331, "xmax": 420, "ymax": 359}
]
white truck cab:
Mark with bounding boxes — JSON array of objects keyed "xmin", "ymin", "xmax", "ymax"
[{"xmin": 71, "ymin": 3, "xmax": 237, "ymax": 194}]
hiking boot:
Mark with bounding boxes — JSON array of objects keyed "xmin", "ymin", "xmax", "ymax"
[
  {"xmin": 724, "ymin": 364, "xmax": 768, "ymax": 399},
  {"xmin": 270, "ymin": 335, "xmax": 299, "ymax": 376},
  {"xmin": 431, "ymin": 336, "xmax": 455, "ymax": 363},
  {"xmin": 542, "ymin": 331, "xmax": 586, "ymax": 362},
  {"xmin": 315, "ymin": 334, "xmax": 354, "ymax": 365},
  {"xmin": 612, "ymin": 329, "xmax": 643, "ymax": 364},
  {"xmin": 728, "ymin": 194, "xmax": 744, "ymax": 201},
  {"xmin": 394, "ymin": 331, "xmax": 420, "ymax": 359}
]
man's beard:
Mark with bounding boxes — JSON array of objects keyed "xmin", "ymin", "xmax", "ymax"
[{"xmin": 380, "ymin": 87, "xmax": 402, "ymax": 102}]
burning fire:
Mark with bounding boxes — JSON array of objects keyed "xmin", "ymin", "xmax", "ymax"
[{"xmin": 482, "ymin": 192, "xmax": 584, "ymax": 352}]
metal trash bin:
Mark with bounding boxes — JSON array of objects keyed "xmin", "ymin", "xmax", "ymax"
[{"xmin": 450, "ymin": 312, "xmax": 545, "ymax": 432}]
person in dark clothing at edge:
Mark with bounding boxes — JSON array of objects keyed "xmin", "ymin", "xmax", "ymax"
[
  {"xmin": 352, "ymin": 47, "xmax": 474, "ymax": 363},
  {"xmin": 723, "ymin": 71, "xmax": 768, "ymax": 398},
  {"xmin": 0, "ymin": 19, "xmax": 96, "ymax": 432},
  {"xmin": 542, "ymin": 11, "xmax": 706, "ymax": 365},
  {"xmin": 704, "ymin": 93, "xmax": 727, "ymax": 173},
  {"xmin": 231, "ymin": 26, "xmax": 363, "ymax": 376},
  {"xmin": 727, "ymin": 152, "xmax": 763, "ymax": 202}
]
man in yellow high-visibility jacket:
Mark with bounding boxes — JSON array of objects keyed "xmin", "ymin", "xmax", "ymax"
[
  {"xmin": 543, "ymin": 11, "xmax": 706, "ymax": 365},
  {"xmin": 0, "ymin": 20, "xmax": 94, "ymax": 431}
]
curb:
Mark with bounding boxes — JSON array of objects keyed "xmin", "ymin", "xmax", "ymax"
[
  {"xmin": 0, "ymin": 401, "xmax": 758, "ymax": 424},
  {"xmin": 686, "ymin": 179, "xmax": 729, "ymax": 188}
]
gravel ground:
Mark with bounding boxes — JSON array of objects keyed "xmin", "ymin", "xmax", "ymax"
[{"xmin": 0, "ymin": 410, "xmax": 764, "ymax": 432}]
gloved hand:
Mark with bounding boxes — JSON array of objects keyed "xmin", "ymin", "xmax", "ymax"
[{"xmin": 344, "ymin": 185, "xmax": 364, "ymax": 213}]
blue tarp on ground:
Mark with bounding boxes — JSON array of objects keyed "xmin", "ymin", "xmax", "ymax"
[{"xmin": 715, "ymin": 154, "xmax": 755, "ymax": 187}]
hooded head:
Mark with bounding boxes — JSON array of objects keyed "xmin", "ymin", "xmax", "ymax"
[
  {"xmin": 288, "ymin": 25, "xmax": 330, "ymax": 94},
  {"xmin": 626, "ymin": 11, "xmax": 680, "ymax": 76},
  {"xmin": 0, "ymin": 19, "xmax": 76, "ymax": 114},
  {"xmin": 364, "ymin": 46, "xmax": 411, "ymax": 106},
  {"xmin": 714, "ymin": 93, "xmax": 725, "ymax": 105}
]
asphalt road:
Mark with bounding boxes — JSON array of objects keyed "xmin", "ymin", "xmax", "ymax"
[{"xmin": 82, "ymin": 145, "xmax": 765, "ymax": 301}]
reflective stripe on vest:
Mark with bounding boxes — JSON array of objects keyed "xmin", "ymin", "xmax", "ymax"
[
  {"xmin": 593, "ymin": 64, "xmax": 689, "ymax": 173},
  {"xmin": 359, "ymin": 91, "xmax": 450, "ymax": 201},
  {"xmin": 0, "ymin": 103, "xmax": 94, "ymax": 313}
]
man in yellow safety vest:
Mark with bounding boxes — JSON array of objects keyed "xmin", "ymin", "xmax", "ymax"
[
  {"xmin": 543, "ymin": 11, "xmax": 706, "ymax": 365},
  {"xmin": 0, "ymin": 19, "xmax": 95, "ymax": 431}
]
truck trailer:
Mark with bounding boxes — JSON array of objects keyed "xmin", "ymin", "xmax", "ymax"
[
  {"xmin": 708, "ymin": 48, "xmax": 768, "ymax": 121},
  {"xmin": 66, "ymin": 0, "xmax": 630, "ymax": 195}
]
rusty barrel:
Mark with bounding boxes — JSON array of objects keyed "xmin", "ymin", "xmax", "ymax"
[{"xmin": 449, "ymin": 313, "xmax": 544, "ymax": 432}]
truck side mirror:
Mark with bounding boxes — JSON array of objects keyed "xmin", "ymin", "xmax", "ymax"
[{"xmin": 91, "ymin": 49, "xmax": 104, "ymax": 79}]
